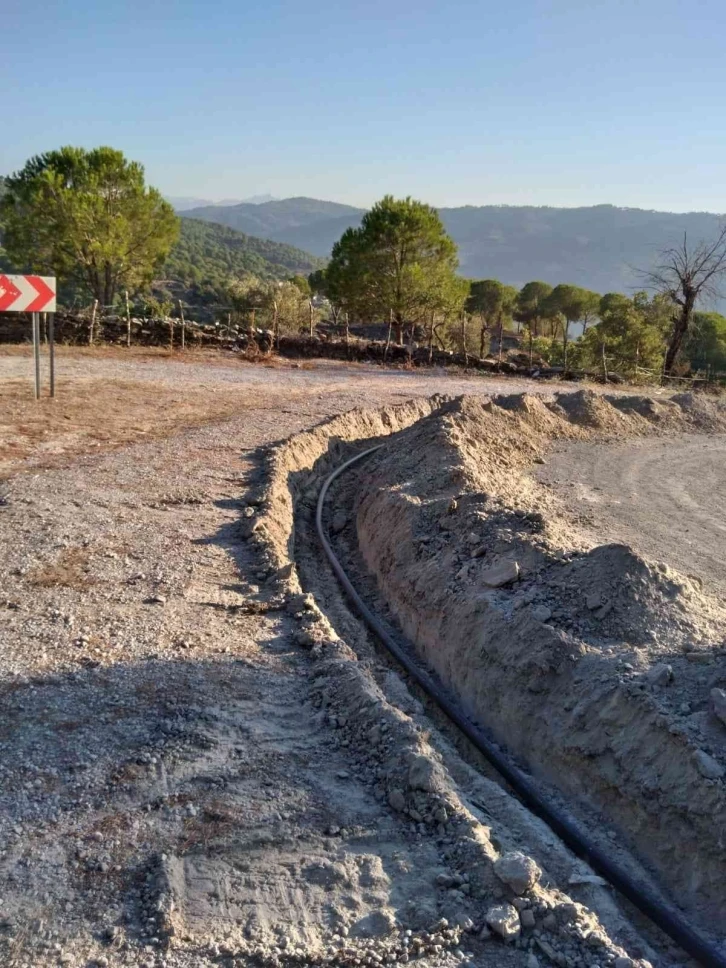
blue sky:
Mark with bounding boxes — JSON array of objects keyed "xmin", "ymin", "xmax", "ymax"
[{"xmin": 3, "ymin": 0, "xmax": 725, "ymax": 211}]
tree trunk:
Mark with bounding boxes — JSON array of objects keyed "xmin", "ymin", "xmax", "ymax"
[
  {"xmin": 479, "ymin": 320, "xmax": 487, "ymax": 359},
  {"xmin": 428, "ymin": 312, "xmax": 435, "ymax": 363},
  {"xmin": 461, "ymin": 312, "xmax": 468, "ymax": 364},
  {"xmin": 345, "ymin": 312, "xmax": 350, "ymax": 358},
  {"xmin": 394, "ymin": 312, "xmax": 404, "ymax": 344},
  {"xmin": 497, "ymin": 312, "xmax": 504, "ymax": 369},
  {"xmin": 309, "ymin": 299, "xmax": 314, "ymax": 338},
  {"xmin": 664, "ymin": 297, "xmax": 695, "ymax": 374},
  {"xmin": 601, "ymin": 341, "xmax": 608, "ymax": 383},
  {"xmin": 563, "ymin": 319, "xmax": 570, "ymax": 370},
  {"xmin": 529, "ymin": 327, "xmax": 534, "ymax": 367},
  {"xmin": 384, "ymin": 309, "xmax": 393, "ymax": 362},
  {"xmin": 179, "ymin": 300, "xmax": 186, "ymax": 349}
]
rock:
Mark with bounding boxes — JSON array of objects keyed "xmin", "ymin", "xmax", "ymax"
[
  {"xmin": 481, "ymin": 559, "xmax": 520, "ymax": 588},
  {"xmin": 711, "ymin": 688, "xmax": 726, "ymax": 727},
  {"xmin": 331, "ymin": 511, "xmax": 348, "ymax": 534},
  {"xmin": 520, "ymin": 909, "xmax": 536, "ymax": 929},
  {"xmin": 388, "ymin": 789, "xmax": 406, "ymax": 812},
  {"xmin": 614, "ymin": 959, "xmax": 634, "ymax": 968},
  {"xmin": 531, "ymin": 604, "xmax": 552, "ymax": 623},
  {"xmin": 646, "ymin": 663, "xmax": 673, "ymax": 687},
  {"xmin": 494, "ymin": 852, "xmax": 541, "ymax": 895},
  {"xmin": 585, "ymin": 592, "xmax": 602, "ymax": 610},
  {"xmin": 694, "ymin": 749, "xmax": 724, "ymax": 780},
  {"xmin": 526, "ymin": 956, "xmax": 540, "ymax": 968},
  {"xmin": 408, "ymin": 754, "xmax": 444, "ymax": 793},
  {"xmin": 485, "ymin": 903, "xmax": 520, "ymax": 941},
  {"xmin": 685, "ymin": 651, "xmax": 712, "ymax": 664}
]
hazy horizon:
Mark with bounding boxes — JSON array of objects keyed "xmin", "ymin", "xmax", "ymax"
[{"xmin": 168, "ymin": 194, "xmax": 726, "ymax": 217}]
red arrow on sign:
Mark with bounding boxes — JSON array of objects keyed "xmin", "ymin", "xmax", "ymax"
[
  {"xmin": 25, "ymin": 276, "xmax": 57, "ymax": 313},
  {"xmin": 0, "ymin": 275, "xmax": 22, "ymax": 311},
  {"xmin": 0, "ymin": 274, "xmax": 56, "ymax": 312}
]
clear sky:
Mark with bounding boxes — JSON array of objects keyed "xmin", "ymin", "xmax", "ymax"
[{"xmin": 3, "ymin": 0, "xmax": 725, "ymax": 212}]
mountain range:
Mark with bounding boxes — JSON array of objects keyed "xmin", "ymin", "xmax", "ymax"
[
  {"xmin": 167, "ymin": 194, "xmax": 277, "ymax": 211},
  {"xmin": 179, "ymin": 197, "xmax": 726, "ymax": 297}
]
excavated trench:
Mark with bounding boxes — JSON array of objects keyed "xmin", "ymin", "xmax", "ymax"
[
  {"xmin": 344, "ymin": 393, "xmax": 726, "ymax": 930},
  {"xmin": 249, "ymin": 387, "xmax": 726, "ymax": 967}
]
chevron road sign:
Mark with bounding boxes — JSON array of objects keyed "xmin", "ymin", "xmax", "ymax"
[{"xmin": 0, "ymin": 274, "xmax": 57, "ymax": 312}]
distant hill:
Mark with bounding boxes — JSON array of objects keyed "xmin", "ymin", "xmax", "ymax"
[
  {"xmin": 183, "ymin": 197, "xmax": 364, "ymax": 255},
  {"xmin": 165, "ymin": 217, "xmax": 324, "ymax": 287},
  {"xmin": 167, "ymin": 194, "xmax": 277, "ymax": 211},
  {"xmin": 183, "ymin": 196, "xmax": 726, "ymax": 297}
]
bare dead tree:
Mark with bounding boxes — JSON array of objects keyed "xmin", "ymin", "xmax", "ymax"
[{"xmin": 643, "ymin": 225, "xmax": 726, "ymax": 374}]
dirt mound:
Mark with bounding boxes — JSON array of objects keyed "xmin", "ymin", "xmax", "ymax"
[
  {"xmin": 353, "ymin": 392, "xmax": 726, "ymax": 928},
  {"xmin": 671, "ymin": 390, "xmax": 726, "ymax": 431},
  {"xmin": 552, "ymin": 389, "xmax": 645, "ymax": 434}
]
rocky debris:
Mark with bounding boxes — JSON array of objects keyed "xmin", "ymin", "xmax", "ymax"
[
  {"xmin": 711, "ymin": 688, "xmax": 726, "ymax": 727},
  {"xmin": 481, "ymin": 558, "xmax": 520, "ymax": 588},
  {"xmin": 694, "ymin": 749, "xmax": 725, "ymax": 780},
  {"xmin": 646, "ymin": 663, "xmax": 673, "ymax": 687},
  {"xmin": 531, "ymin": 604, "xmax": 552, "ymax": 623},
  {"xmin": 494, "ymin": 851, "xmax": 542, "ymax": 895},
  {"xmin": 407, "ymin": 753, "xmax": 446, "ymax": 793},
  {"xmin": 331, "ymin": 510, "xmax": 349, "ymax": 534},
  {"xmin": 485, "ymin": 902, "xmax": 521, "ymax": 940}
]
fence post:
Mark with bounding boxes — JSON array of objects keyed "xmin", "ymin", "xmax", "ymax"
[
  {"xmin": 125, "ymin": 291, "xmax": 131, "ymax": 347},
  {"xmin": 89, "ymin": 299, "xmax": 98, "ymax": 346},
  {"xmin": 179, "ymin": 300, "xmax": 185, "ymax": 350}
]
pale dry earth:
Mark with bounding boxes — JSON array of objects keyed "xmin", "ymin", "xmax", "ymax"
[
  {"xmin": 535, "ymin": 435, "xmax": 726, "ymax": 594},
  {"xmin": 0, "ymin": 351, "xmax": 703, "ymax": 968}
]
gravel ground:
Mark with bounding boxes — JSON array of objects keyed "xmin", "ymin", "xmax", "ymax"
[
  {"xmin": 535, "ymin": 433, "xmax": 726, "ymax": 594},
  {"xmin": 0, "ymin": 354, "xmax": 682, "ymax": 968}
]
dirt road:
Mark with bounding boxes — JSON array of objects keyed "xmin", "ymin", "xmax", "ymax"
[{"xmin": 536, "ymin": 433, "xmax": 726, "ymax": 594}]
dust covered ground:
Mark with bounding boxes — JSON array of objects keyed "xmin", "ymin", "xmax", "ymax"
[
  {"xmin": 0, "ymin": 348, "xmax": 713, "ymax": 968},
  {"xmin": 535, "ymin": 434, "xmax": 726, "ymax": 594}
]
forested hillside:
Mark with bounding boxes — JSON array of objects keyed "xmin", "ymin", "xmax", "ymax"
[
  {"xmin": 183, "ymin": 197, "xmax": 364, "ymax": 255},
  {"xmin": 166, "ymin": 218, "xmax": 324, "ymax": 287},
  {"xmin": 182, "ymin": 196, "xmax": 726, "ymax": 300}
]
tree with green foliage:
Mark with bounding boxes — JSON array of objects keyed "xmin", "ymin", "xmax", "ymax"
[
  {"xmin": 544, "ymin": 284, "xmax": 600, "ymax": 368},
  {"xmin": 683, "ymin": 311, "xmax": 726, "ymax": 373},
  {"xmin": 326, "ymin": 195, "xmax": 461, "ymax": 344},
  {"xmin": 466, "ymin": 279, "xmax": 518, "ymax": 358},
  {"xmin": 515, "ymin": 281, "xmax": 554, "ymax": 362},
  {"xmin": 576, "ymin": 292, "xmax": 664, "ymax": 379},
  {"xmin": 1, "ymin": 146, "xmax": 179, "ymax": 307}
]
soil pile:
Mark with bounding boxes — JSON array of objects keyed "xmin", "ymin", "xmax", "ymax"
[{"xmin": 353, "ymin": 391, "xmax": 726, "ymax": 928}]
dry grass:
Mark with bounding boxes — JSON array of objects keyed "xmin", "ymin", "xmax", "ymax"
[
  {"xmin": 0, "ymin": 373, "xmax": 261, "ymax": 480},
  {"xmin": 27, "ymin": 546, "xmax": 95, "ymax": 589}
]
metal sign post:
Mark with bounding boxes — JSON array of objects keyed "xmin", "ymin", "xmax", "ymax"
[
  {"xmin": 0, "ymin": 275, "xmax": 57, "ymax": 399},
  {"xmin": 48, "ymin": 312, "xmax": 55, "ymax": 398},
  {"xmin": 32, "ymin": 312, "xmax": 41, "ymax": 399}
]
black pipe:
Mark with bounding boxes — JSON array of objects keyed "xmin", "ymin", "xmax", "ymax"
[{"xmin": 315, "ymin": 444, "xmax": 726, "ymax": 968}]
